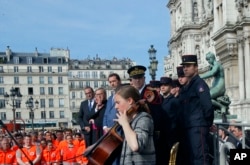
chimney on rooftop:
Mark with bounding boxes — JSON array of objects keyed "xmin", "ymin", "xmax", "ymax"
[{"xmin": 6, "ymin": 46, "xmax": 12, "ymax": 62}]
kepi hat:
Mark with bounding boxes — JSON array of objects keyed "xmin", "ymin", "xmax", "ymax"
[
  {"xmin": 127, "ymin": 65, "xmax": 146, "ymax": 79},
  {"xmin": 180, "ymin": 55, "xmax": 198, "ymax": 65},
  {"xmin": 160, "ymin": 77, "xmax": 172, "ymax": 85},
  {"xmin": 149, "ymin": 80, "xmax": 161, "ymax": 88},
  {"xmin": 176, "ymin": 66, "xmax": 185, "ymax": 77}
]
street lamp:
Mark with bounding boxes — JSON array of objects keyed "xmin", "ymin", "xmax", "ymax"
[
  {"xmin": 42, "ymin": 107, "xmax": 46, "ymax": 131},
  {"xmin": 148, "ymin": 45, "xmax": 158, "ymax": 80},
  {"xmin": 25, "ymin": 96, "xmax": 39, "ymax": 132},
  {"xmin": 4, "ymin": 87, "xmax": 22, "ymax": 132}
]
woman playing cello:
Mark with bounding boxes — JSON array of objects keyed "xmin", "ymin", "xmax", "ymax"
[{"xmin": 114, "ymin": 85, "xmax": 156, "ymax": 165}]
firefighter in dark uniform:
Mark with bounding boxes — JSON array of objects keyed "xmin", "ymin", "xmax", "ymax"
[
  {"xmin": 160, "ymin": 76, "xmax": 181, "ymax": 164},
  {"xmin": 127, "ymin": 65, "xmax": 165, "ymax": 165},
  {"xmin": 178, "ymin": 55, "xmax": 214, "ymax": 165}
]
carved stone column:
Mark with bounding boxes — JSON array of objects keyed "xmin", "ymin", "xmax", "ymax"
[
  {"xmin": 237, "ymin": 37, "xmax": 246, "ymax": 100},
  {"xmin": 244, "ymin": 36, "xmax": 250, "ymax": 99}
]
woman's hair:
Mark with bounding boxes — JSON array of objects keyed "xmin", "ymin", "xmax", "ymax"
[{"xmin": 115, "ymin": 85, "xmax": 140, "ymax": 102}]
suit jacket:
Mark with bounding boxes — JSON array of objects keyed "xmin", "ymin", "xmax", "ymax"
[
  {"xmin": 78, "ymin": 99, "xmax": 96, "ymax": 134},
  {"xmin": 102, "ymin": 94, "xmax": 117, "ymax": 128}
]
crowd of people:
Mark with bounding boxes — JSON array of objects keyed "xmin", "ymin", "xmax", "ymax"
[
  {"xmin": 76, "ymin": 54, "xmax": 214, "ymax": 165},
  {"xmin": 1, "ymin": 54, "xmax": 244, "ymax": 165},
  {"xmin": 0, "ymin": 128, "xmax": 88, "ymax": 164}
]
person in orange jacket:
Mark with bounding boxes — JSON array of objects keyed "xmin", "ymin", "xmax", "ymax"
[
  {"xmin": 11, "ymin": 133, "xmax": 23, "ymax": 152},
  {"xmin": 60, "ymin": 135, "xmax": 79, "ymax": 164},
  {"xmin": 41, "ymin": 140, "xmax": 60, "ymax": 165},
  {"xmin": 16, "ymin": 134, "xmax": 42, "ymax": 165},
  {"xmin": 0, "ymin": 137, "xmax": 17, "ymax": 165},
  {"xmin": 76, "ymin": 144, "xmax": 88, "ymax": 165}
]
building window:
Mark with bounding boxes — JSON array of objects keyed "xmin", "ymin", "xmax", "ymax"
[
  {"xmin": 0, "ymin": 100, "xmax": 5, "ymax": 109},
  {"xmin": 101, "ymin": 81, "xmax": 107, "ymax": 87},
  {"xmin": 40, "ymin": 87, "xmax": 45, "ymax": 95},
  {"xmin": 58, "ymin": 58, "xmax": 62, "ymax": 64},
  {"xmin": 58, "ymin": 77, "xmax": 63, "ymax": 84},
  {"xmin": 92, "ymin": 71, "xmax": 98, "ymax": 78},
  {"xmin": 58, "ymin": 87, "xmax": 63, "ymax": 95},
  {"xmin": 80, "ymin": 92, "xmax": 83, "ymax": 99},
  {"xmin": 41, "ymin": 111, "xmax": 46, "ymax": 119},
  {"xmin": 14, "ymin": 66, "xmax": 19, "ymax": 73},
  {"xmin": 0, "ymin": 77, "xmax": 3, "ymax": 84},
  {"xmin": 48, "ymin": 77, "xmax": 53, "ymax": 84},
  {"xmin": 16, "ymin": 112, "xmax": 21, "ymax": 119},
  {"xmin": 39, "ymin": 66, "xmax": 44, "ymax": 72},
  {"xmin": 59, "ymin": 98, "xmax": 64, "ymax": 108},
  {"xmin": 94, "ymin": 81, "xmax": 98, "ymax": 88},
  {"xmin": 48, "ymin": 87, "xmax": 53, "ymax": 95},
  {"xmin": 48, "ymin": 66, "xmax": 52, "ymax": 73},
  {"xmin": 58, "ymin": 66, "xmax": 62, "ymax": 72},
  {"xmin": 29, "ymin": 111, "xmax": 34, "ymax": 119},
  {"xmin": 27, "ymin": 57, "xmax": 32, "ymax": 64},
  {"xmin": 0, "ymin": 112, "xmax": 6, "ymax": 120},
  {"xmin": 27, "ymin": 76, "xmax": 32, "ymax": 84},
  {"xmin": 40, "ymin": 99, "xmax": 45, "ymax": 108},
  {"xmin": 0, "ymin": 88, "xmax": 4, "ymax": 95},
  {"xmin": 14, "ymin": 57, "xmax": 19, "ymax": 64},
  {"xmin": 72, "ymin": 102, "xmax": 75, "ymax": 108},
  {"xmin": 39, "ymin": 77, "xmax": 44, "ymax": 84},
  {"xmin": 43, "ymin": 58, "xmax": 48, "ymax": 64},
  {"xmin": 0, "ymin": 66, "xmax": 3, "ymax": 73},
  {"xmin": 84, "ymin": 72, "xmax": 90, "ymax": 78},
  {"xmin": 72, "ymin": 92, "xmax": 75, "ymax": 99},
  {"xmin": 49, "ymin": 99, "xmax": 54, "ymax": 108},
  {"xmin": 28, "ymin": 87, "xmax": 33, "ymax": 95},
  {"xmin": 27, "ymin": 66, "xmax": 32, "ymax": 72},
  {"xmin": 14, "ymin": 77, "xmax": 19, "ymax": 84},
  {"xmin": 79, "ymin": 81, "xmax": 84, "ymax": 88},
  {"xmin": 59, "ymin": 111, "xmax": 64, "ymax": 118},
  {"xmin": 49, "ymin": 111, "xmax": 54, "ymax": 118},
  {"xmin": 85, "ymin": 81, "xmax": 90, "ymax": 87},
  {"xmin": 78, "ymin": 71, "xmax": 83, "ymax": 78},
  {"xmin": 70, "ymin": 82, "xmax": 75, "ymax": 88}
]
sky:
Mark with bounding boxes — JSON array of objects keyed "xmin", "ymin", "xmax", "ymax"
[{"xmin": 0, "ymin": 0, "xmax": 171, "ymax": 82}]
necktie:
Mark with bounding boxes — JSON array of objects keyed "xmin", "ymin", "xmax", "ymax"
[{"xmin": 88, "ymin": 100, "xmax": 92, "ymax": 111}]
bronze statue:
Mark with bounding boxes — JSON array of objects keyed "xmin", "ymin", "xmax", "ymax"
[{"xmin": 200, "ymin": 52, "xmax": 230, "ymax": 115}]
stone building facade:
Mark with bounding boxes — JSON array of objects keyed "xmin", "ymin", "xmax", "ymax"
[
  {"xmin": 0, "ymin": 46, "xmax": 133, "ymax": 130},
  {"xmin": 68, "ymin": 55, "xmax": 133, "ymax": 124},
  {"xmin": 166, "ymin": 0, "xmax": 250, "ymax": 122}
]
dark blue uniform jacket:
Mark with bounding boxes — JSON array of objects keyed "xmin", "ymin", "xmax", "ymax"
[{"xmin": 179, "ymin": 75, "xmax": 214, "ymax": 128}]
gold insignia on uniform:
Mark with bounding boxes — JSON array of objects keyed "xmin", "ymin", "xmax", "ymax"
[{"xmin": 129, "ymin": 68, "xmax": 145, "ymax": 77}]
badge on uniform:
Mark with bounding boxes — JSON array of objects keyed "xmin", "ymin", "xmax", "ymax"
[{"xmin": 199, "ymin": 86, "xmax": 204, "ymax": 92}]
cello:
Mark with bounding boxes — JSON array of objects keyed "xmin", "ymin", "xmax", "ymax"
[{"xmin": 84, "ymin": 102, "xmax": 140, "ymax": 165}]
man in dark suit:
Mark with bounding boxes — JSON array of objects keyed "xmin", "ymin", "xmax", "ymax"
[
  {"xmin": 78, "ymin": 86, "xmax": 96, "ymax": 147},
  {"xmin": 89, "ymin": 88, "xmax": 107, "ymax": 144},
  {"xmin": 232, "ymin": 126, "xmax": 250, "ymax": 149}
]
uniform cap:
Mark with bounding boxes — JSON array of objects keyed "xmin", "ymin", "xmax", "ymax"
[
  {"xmin": 172, "ymin": 79, "xmax": 181, "ymax": 88},
  {"xmin": 180, "ymin": 55, "xmax": 197, "ymax": 65},
  {"xmin": 149, "ymin": 80, "xmax": 161, "ymax": 88},
  {"xmin": 127, "ymin": 65, "xmax": 146, "ymax": 79},
  {"xmin": 160, "ymin": 77, "xmax": 172, "ymax": 85},
  {"xmin": 176, "ymin": 66, "xmax": 185, "ymax": 77}
]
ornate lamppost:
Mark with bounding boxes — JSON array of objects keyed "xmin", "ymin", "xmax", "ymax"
[
  {"xmin": 26, "ymin": 96, "xmax": 39, "ymax": 132},
  {"xmin": 4, "ymin": 87, "xmax": 22, "ymax": 132},
  {"xmin": 42, "ymin": 107, "xmax": 46, "ymax": 131},
  {"xmin": 148, "ymin": 45, "xmax": 158, "ymax": 80}
]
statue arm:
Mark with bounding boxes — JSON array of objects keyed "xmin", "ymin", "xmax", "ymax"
[{"xmin": 200, "ymin": 63, "xmax": 220, "ymax": 79}]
